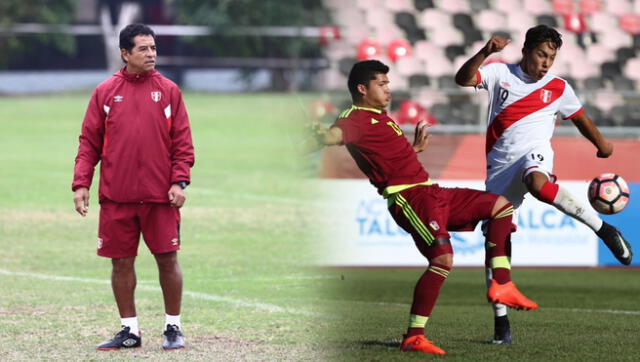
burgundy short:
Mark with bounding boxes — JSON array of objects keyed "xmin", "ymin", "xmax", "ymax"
[
  {"xmin": 388, "ymin": 184, "xmax": 498, "ymax": 259},
  {"xmin": 98, "ymin": 201, "xmax": 181, "ymax": 258}
]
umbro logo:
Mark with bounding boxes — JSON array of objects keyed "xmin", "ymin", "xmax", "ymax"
[
  {"xmin": 429, "ymin": 221, "xmax": 440, "ymax": 231},
  {"xmin": 114, "ymin": 95, "xmax": 124, "ymax": 102},
  {"xmin": 122, "ymin": 338, "xmax": 138, "ymax": 347},
  {"xmin": 371, "ymin": 118, "xmax": 379, "ymax": 124},
  {"xmin": 171, "ymin": 238, "xmax": 179, "ymax": 246},
  {"xmin": 97, "ymin": 238, "xmax": 103, "ymax": 249}
]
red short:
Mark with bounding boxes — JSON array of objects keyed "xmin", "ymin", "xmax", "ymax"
[
  {"xmin": 388, "ymin": 184, "xmax": 498, "ymax": 259},
  {"xmin": 98, "ymin": 201, "xmax": 181, "ymax": 258}
]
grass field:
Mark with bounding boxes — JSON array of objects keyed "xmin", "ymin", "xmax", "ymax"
[
  {"xmin": 1, "ymin": 93, "xmax": 639, "ymax": 361},
  {"xmin": 0, "ymin": 92, "xmax": 329, "ymax": 360},
  {"xmin": 319, "ymin": 267, "xmax": 640, "ymax": 361}
]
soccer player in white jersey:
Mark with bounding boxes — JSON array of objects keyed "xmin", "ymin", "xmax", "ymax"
[{"xmin": 455, "ymin": 25, "xmax": 633, "ymax": 345}]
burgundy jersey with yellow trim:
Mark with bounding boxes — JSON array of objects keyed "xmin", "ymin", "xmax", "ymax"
[{"xmin": 332, "ymin": 106, "xmax": 429, "ymax": 195}]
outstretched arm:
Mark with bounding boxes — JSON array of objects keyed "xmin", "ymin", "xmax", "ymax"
[
  {"xmin": 306, "ymin": 122, "xmax": 344, "ymax": 152},
  {"xmin": 455, "ymin": 36, "xmax": 510, "ymax": 87},
  {"xmin": 571, "ymin": 112, "xmax": 613, "ymax": 158}
]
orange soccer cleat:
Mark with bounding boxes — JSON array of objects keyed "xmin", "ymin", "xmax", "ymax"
[
  {"xmin": 400, "ymin": 335, "xmax": 446, "ymax": 355},
  {"xmin": 487, "ymin": 279, "xmax": 538, "ymax": 310}
]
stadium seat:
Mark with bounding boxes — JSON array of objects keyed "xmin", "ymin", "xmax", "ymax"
[
  {"xmin": 385, "ymin": 0, "xmax": 415, "ymax": 12},
  {"xmin": 601, "ymin": 61, "xmax": 622, "ymax": 81},
  {"xmin": 634, "ymin": 34, "xmax": 640, "ymax": 49},
  {"xmin": 452, "ymin": 13, "xmax": 474, "ymax": 32},
  {"xmin": 583, "ymin": 103, "xmax": 604, "ymax": 122},
  {"xmin": 506, "ymin": 11, "xmax": 535, "ymax": 32},
  {"xmin": 430, "ymin": 103, "xmax": 455, "ymax": 124},
  {"xmin": 437, "ymin": 75, "xmax": 458, "ymax": 90},
  {"xmin": 580, "ymin": 0, "xmax": 602, "ymax": 15},
  {"xmin": 409, "ymin": 74, "xmax": 431, "ymax": 88},
  {"xmin": 470, "ymin": 0, "xmax": 491, "ymax": 12},
  {"xmin": 413, "ymin": 0, "xmax": 435, "ymax": 11},
  {"xmin": 590, "ymin": 12, "xmax": 618, "ymax": 33},
  {"xmin": 553, "ymin": 0, "xmax": 575, "ymax": 15},
  {"xmin": 524, "ymin": 0, "xmax": 553, "ymax": 15},
  {"xmin": 338, "ymin": 57, "xmax": 358, "ymax": 76},
  {"xmin": 396, "ymin": 12, "xmax": 421, "ymax": 34},
  {"xmin": 623, "ymin": 57, "xmax": 640, "ymax": 80},
  {"xmin": 396, "ymin": 100, "xmax": 428, "ymax": 124},
  {"xmin": 429, "ymin": 26, "xmax": 464, "ymax": 47},
  {"xmin": 390, "ymin": 90, "xmax": 412, "ymax": 110},
  {"xmin": 477, "ymin": 10, "xmax": 507, "ymax": 33},
  {"xmin": 397, "ymin": 56, "xmax": 424, "ymax": 76},
  {"xmin": 495, "ymin": 0, "xmax": 524, "ymax": 13},
  {"xmin": 616, "ymin": 47, "xmax": 636, "ymax": 65},
  {"xmin": 537, "ymin": 14, "xmax": 559, "ymax": 28},
  {"xmin": 388, "ymin": 39, "xmax": 413, "ymax": 61},
  {"xmin": 612, "ymin": 75, "xmax": 636, "ymax": 90},
  {"xmin": 584, "ymin": 76, "xmax": 607, "ymax": 89},
  {"xmin": 624, "ymin": 103, "xmax": 640, "ymax": 126},
  {"xmin": 609, "ymin": 104, "xmax": 628, "ymax": 126},
  {"xmin": 598, "ymin": 27, "xmax": 633, "ymax": 50},
  {"xmin": 366, "ymin": 8, "xmax": 396, "ymax": 30},
  {"xmin": 593, "ymin": 90, "xmax": 624, "ymax": 112},
  {"xmin": 563, "ymin": 14, "xmax": 588, "ymax": 33},
  {"xmin": 424, "ymin": 54, "xmax": 454, "ymax": 77},
  {"xmin": 357, "ymin": 39, "xmax": 383, "ymax": 60},
  {"xmin": 438, "ymin": 0, "xmax": 470, "ymax": 13},
  {"xmin": 419, "ymin": 8, "xmax": 451, "ymax": 30},
  {"xmin": 414, "ymin": 40, "xmax": 441, "ymax": 60},
  {"xmin": 445, "ymin": 44, "xmax": 466, "ymax": 62},
  {"xmin": 620, "ymin": 14, "xmax": 640, "ymax": 35},
  {"xmin": 605, "ymin": 0, "xmax": 632, "ymax": 16},
  {"xmin": 585, "ymin": 43, "xmax": 615, "ymax": 65}
]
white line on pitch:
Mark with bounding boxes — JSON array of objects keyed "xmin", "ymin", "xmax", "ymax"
[{"xmin": 0, "ymin": 268, "xmax": 322, "ymax": 317}]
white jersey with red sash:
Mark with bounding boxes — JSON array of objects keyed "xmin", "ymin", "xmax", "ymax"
[{"xmin": 476, "ymin": 63, "xmax": 583, "ymax": 207}]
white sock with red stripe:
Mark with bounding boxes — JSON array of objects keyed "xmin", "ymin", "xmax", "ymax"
[{"xmin": 540, "ymin": 182, "xmax": 603, "ymax": 232}]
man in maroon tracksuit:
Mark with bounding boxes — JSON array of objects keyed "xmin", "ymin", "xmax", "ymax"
[{"xmin": 72, "ymin": 24, "xmax": 194, "ymax": 350}]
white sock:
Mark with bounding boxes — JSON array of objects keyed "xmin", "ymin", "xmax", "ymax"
[
  {"xmin": 166, "ymin": 314, "xmax": 181, "ymax": 330},
  {"xmin": 553, "ymin": 186, "xmax": 603, "ymax": 232},
  {"xmin": 485, "ymin": 268, "xmax": 508, "ymax": 317},
  {"xmin": 121, "ymin": 316, "xmax": 140, "ymax": 336}
]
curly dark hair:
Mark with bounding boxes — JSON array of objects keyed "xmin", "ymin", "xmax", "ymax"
[
  {"xmin": 119, "ymin": 23, "xmax": 155, "ymax": 53},
  {"xmin": 523, "ymin": 24, "xmax": 563, "ymax": 51}
]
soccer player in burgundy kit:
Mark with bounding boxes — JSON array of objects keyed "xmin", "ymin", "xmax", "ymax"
[
  {"xmin": 72, "ymin": 24, "xmax": 194, "ymax": 350},
  {"xmin": 313, "ymin": 60, "xmax": 537, "ymax": 355},
  {"xmin": 456, "ymin": 24, "xmax": 633, "ymax": 344}
]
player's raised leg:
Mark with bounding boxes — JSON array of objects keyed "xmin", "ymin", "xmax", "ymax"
[{"xmin": 526, "ymin": 170, "xmax": 633, "ymax": 265}]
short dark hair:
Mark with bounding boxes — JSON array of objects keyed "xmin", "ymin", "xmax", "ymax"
[
  {"xmin": 523, "ymin": 24, "xmax": 562, "ymax": 51},
  {"xmin": 119, "ymin": 23, "xmax": 155, "ymax": 53},
  {"xmin": 348, "ymin": 60, "xmax": 390, "ymax": 101}
]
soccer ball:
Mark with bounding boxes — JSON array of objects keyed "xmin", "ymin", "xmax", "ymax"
[{"xmin": 587, "ymin": 173, "xmax": 630, "ymax": 214}]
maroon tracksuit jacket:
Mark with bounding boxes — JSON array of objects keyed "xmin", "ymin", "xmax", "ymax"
[{"xmin": 72, "ymin": 68, "xmax": 195, "ymax": 203}]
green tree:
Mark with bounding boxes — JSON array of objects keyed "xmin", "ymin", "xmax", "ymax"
[
  {"xmin": 172, "ymin": 0, "xmax": 331, "ymax": 90},
  {"xmin": 0, "ymin": 0, "xmax": 77, "ymax": 68}
]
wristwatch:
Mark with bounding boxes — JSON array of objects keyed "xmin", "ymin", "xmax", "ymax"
[{"xmin": 173, "ymin": 181, "xmax": 188, "ymax": 190}]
